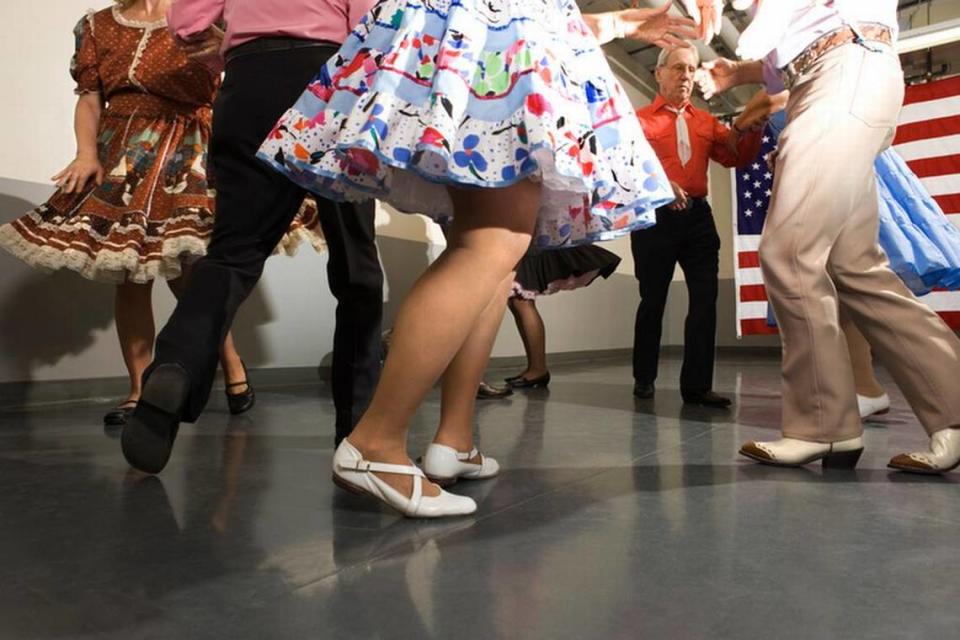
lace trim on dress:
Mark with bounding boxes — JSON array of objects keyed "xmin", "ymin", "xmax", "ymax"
[
  {"xmin": 110, "ymin": 5, "xmax": 165, "ymax": 30},
  {"xmin": 111, "ymin": 5, "xmax": 165, "ymax": 91}
]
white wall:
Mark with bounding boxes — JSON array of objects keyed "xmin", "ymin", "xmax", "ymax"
[{"xmin": 0, "ymin": 0, "xmax": 761, "ymax": 385}]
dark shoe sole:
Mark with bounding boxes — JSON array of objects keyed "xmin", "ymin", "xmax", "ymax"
[
  {"xmin": 887, "ymin": 459, "xmax": 960, "ymax": 475},
  {"xmin": 121, "ymin": 364, "xmax": 189, "ymax": 474}
]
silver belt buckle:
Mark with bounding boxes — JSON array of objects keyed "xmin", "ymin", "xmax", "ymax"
[{"xmin": 779, "ymin": 65, "xmax": 798, "ymax": 91}]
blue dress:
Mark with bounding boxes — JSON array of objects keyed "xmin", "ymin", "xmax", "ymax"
[
  {"xmin": 875, "ymin": 150, "xmax": 960, "ymax": 294},
  {"xmin": 766, "ymin": 111, "xmax": 960, "ymax": 296}
]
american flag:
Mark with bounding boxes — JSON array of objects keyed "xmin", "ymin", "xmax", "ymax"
[{"xmin": 733, "ymin": 74, "xmax": 960, "ymax": 337}]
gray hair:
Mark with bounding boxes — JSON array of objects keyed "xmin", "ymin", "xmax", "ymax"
[{"xmin": 656, "ymin": 44, "xmax": 700, "ymax": 68}]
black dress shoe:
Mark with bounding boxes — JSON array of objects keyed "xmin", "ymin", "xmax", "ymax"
[
  {"xmin": 633, "ymin": 383, "xmax": 655, "ymax": 399},
  {"xmin": 682, "ymin": 390, "xmax": 732, "ymax": 407},
  {"xmin": 121, "ymin": 363, "xmax": 190, "ymax": 474},
  {"xmin": 477, "ymin": 381, "xmax": 513, "ymax": 400},
  {"xmin": 225, "ymin": 361, "xmax": 256, "ymax": 415},
  {"xmin": 503, "ymin": 373, "xmax": 525, "ymax": 385},
  {"xmin": 506, "ymin": 372, "xmax": 551, "ymax": 389},
  {"xmin": 103, "ymin": 400, "xmax": 137, "ymax": 426}
]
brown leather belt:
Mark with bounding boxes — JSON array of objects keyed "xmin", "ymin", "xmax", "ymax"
[{"xmin": 781, "ymin": 23, "xmax": 893, "ymax": 89}]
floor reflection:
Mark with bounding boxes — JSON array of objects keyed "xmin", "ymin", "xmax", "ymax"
[{"xmin": 0, "ymin": 354, "xmax": 957, "ymax": 638}]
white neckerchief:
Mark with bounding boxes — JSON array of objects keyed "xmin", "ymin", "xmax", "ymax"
[{"xmin": 665, "ymin": 104, "xmax": 692, "ymax": 167}]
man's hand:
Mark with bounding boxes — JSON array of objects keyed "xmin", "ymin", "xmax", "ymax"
[
  {"xmin": 178, "ymin": 25, "xmax": 225, "ymax": 64},
  {"xmin": 694, "ymin": 57, "xmax": 741, "ymax": 100},
  {"xmin": 668, "ymin": 181, "xmax": 689, "ymax": 211},
  {"xmin": 734, "ymin": 89, "xmax": 788, "ymax": 132}
]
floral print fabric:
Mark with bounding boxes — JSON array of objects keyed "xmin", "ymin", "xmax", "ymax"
[{"xmin": 258, "ymin": 0, "xmax": 673, "ymax": 248}]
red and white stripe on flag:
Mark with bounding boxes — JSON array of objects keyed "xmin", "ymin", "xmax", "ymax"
[{"xmin": 733, "ymin": 74, "xmax": 960, "ymax": 337}]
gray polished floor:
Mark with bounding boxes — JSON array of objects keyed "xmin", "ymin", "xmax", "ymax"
[{"xmin": 1, "ymin": 353, "xmax": 957, "ymax": 639}]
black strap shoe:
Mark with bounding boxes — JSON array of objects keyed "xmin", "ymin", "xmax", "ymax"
[
  {"xmin": 225, "ymin": 361, "xmax": 256, "ymax": 415},
  {"xmin": 103, "ymin": 400, "xmax": 138, "ymax": 426}
]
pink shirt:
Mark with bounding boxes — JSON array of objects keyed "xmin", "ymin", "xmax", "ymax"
[{"xmin": 168, "ymin": 0, "xmax": 377, "ymax": 54}]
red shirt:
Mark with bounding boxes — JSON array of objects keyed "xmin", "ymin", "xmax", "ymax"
[{"xmin": 636, "ymin": 95, "xmax": 762, "ymax": 198}]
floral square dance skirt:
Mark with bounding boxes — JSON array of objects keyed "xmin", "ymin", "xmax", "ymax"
[{"xmin": 257, "ymin": 0, "xmax": 674, "ymax": 249}]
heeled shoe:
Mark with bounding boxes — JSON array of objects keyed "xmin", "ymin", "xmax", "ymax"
[
  {"xmin": 332, "ymin": 440, "xmax": 477, "ymax": 518},
  {"xmin": 225, "ymin": 361, "xmax": 255, "ymax": 415},
  {"xmin": 103, "ymin": 400, "xmax": 138, "ymax": 426},
  {"xmin": 739, "ymin": 436, "xmax": 864, "ymax": 468},
  {"xmin": 858, "ymin": 393, "xmax": 890, "ymax": 420},
  {"xmin": 506, "ymin": 372, "xmax": 551, "ymax": 389},
  {"xmin": 421, "ymin": 443, "xmax": 500, "ymax": 487},
  {"xmin": 888, "ymin": 428, "xmax": 960, "ymax": 474}
]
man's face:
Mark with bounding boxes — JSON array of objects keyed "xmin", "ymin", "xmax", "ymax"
[{"xmin": 655, "ymin": 47, "xmax": 698, "ymax": 105}]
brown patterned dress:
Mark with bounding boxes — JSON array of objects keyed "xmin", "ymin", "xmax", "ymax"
[{"xmin": 0, "ymin": 6, "xmax": 324, "ymax": 283}]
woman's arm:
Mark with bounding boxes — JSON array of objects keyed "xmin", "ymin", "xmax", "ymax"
[{"xmin": 52, "ymin": 93, "xmax": 104, "ymax": 194}]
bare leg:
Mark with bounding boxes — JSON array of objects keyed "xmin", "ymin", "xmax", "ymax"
[
  {"xmin": 347, "ymin": 180, "xmax": 541, "ymax": 497},
  {"xmin": 169, "ymin": 264, "xmax": 247, "ymax": 392},
  {"xmin": 115, "ymin": 280, "xmax": 156, "ymax": 402},
  {"xmin": 840, "ymin": 310, "xmax": 885, "ymax": 398},
  {"xmin": 433, "ymin": 272, "xmax": 514, "ymax": 457},
  {"xmin": 507, "ymin": 297, "xmax": 548, "ymax": 379}
]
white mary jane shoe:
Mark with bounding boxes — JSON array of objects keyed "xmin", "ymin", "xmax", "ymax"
[
  {"xmin": 421, "ymin": 443, "xmax": 500, "ymax": 487},
  {"xmin": 332, "ymin": 440, "xmax": 477, "ymax": 518},
  {"xmin": 888, "ymin": 428, "xmax": 960, "ymax": 475},
  {"xmin": 739, "ymin": 436, "xmax": 864, "ymax": 468},
  {"xmin": 858, "ymin": 393, "xmax": 891, "ymax": 420}
]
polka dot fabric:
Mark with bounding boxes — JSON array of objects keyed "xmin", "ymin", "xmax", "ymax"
[{"xmin": 0, "ymin": 7, "xmax": 324, "ymax": 283}]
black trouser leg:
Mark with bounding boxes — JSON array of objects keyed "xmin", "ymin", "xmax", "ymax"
[
  {"xmin": 315, "ymin": 198, "xmax": 383, "ymax": 445},
  {"xmin": 677, "ymin": 203, "xmax": 721, "ymax": 393},
  {"xmin": 631, "ymin": 210, "xmax": 679, "ymax": 386},
  {"xmin": 149, "ymin": 44, "xmax": 347, "ymax": 421}
]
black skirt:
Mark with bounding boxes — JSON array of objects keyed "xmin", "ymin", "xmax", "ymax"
[{"xmin": 512, "ymin": 245, "xmax": 622, "ymax": 299}]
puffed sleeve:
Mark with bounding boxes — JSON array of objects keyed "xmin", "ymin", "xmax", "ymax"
[{"xmin": 70, "ymin": 12, "xmax": 101, "ymax": 95}]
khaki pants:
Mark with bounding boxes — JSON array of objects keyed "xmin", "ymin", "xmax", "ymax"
[{"xmin": 760, "ymin": 42, "xmax": 960, "ymax": 442}]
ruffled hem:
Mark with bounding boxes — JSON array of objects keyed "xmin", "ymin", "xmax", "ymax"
[
  {"xmin": 511, "ymin": 269, "xmax": 604, "ymax": 299},
  {"xmin": 0, "ymin": 218, "xmax": 326, "ymax": 284},
  {"xmin": 0, "ymin": 223, "xmax": 207, "ymax": 283},
  {"xmin": 261, "ymin": 139, "xmax": 665, "ymax": 248},
  {"xmin": 273, "ymin": 224, "xmax": 327, "ymax": 257}
]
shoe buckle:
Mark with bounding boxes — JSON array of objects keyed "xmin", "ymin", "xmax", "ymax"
[{"xmin": 354, "ymin": 460, "xmax": 372, "ymax": 472}]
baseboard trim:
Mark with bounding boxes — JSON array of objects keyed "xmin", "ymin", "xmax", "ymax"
[{"xmin": 0, "ymin": 345, "xmax": 780, "ymax": 410}]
